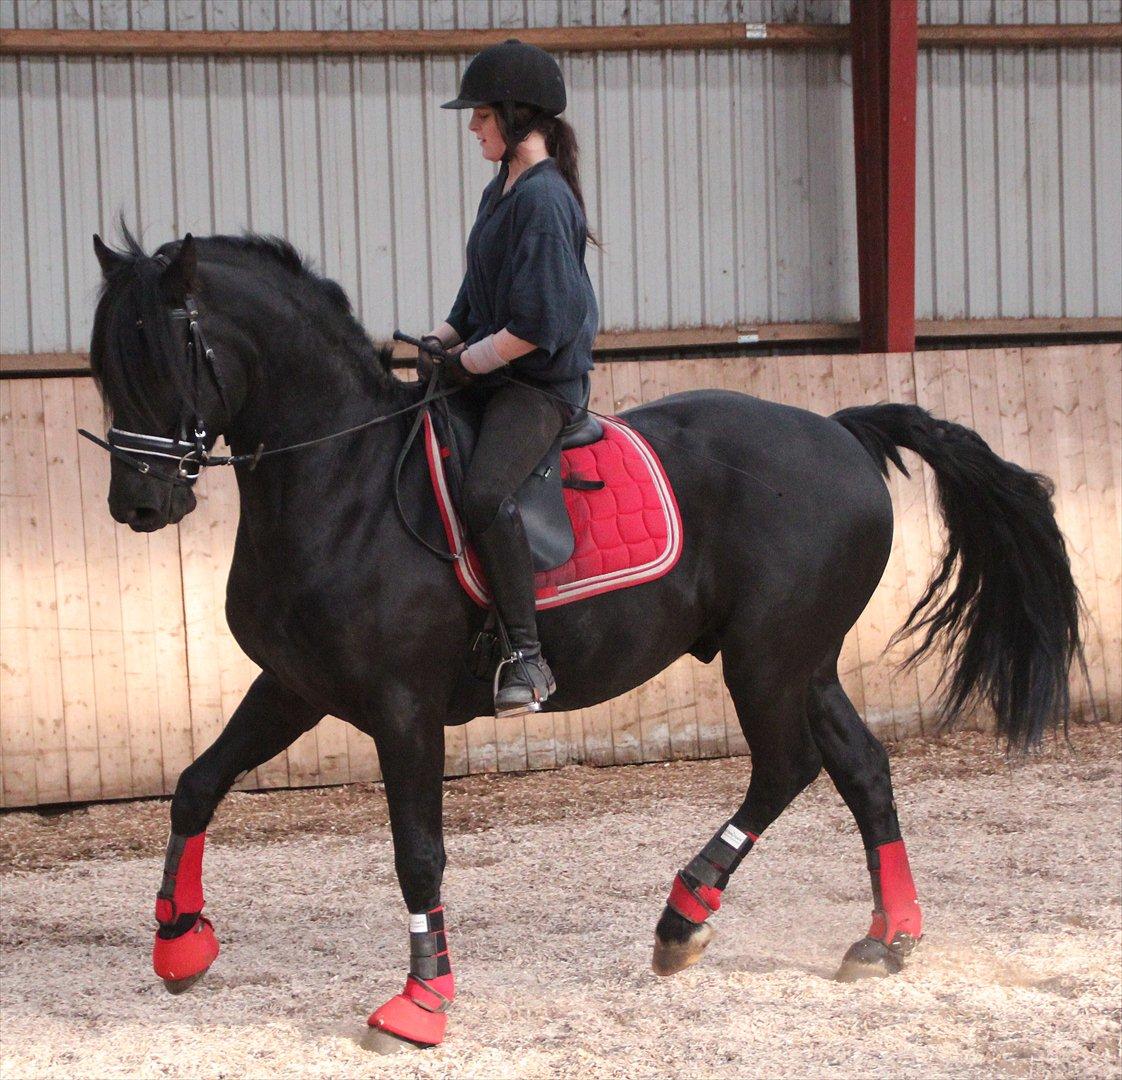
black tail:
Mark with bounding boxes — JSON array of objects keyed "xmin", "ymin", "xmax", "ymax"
[{"xmin": 833, "ymin": 403, "xmax": 1084, "ymax": 750}]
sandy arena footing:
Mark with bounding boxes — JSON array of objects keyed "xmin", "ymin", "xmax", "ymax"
[{"xmin": 1, "ymin": 726, "xmax": 1119, "ymax": 1079}]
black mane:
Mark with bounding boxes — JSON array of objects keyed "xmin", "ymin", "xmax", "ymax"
[
  {"xmin": 90, "ymin": 225, "xmax": 399, "ymax": 430},
  {"xmin": 199, "ymin": 233, "xmax": 356, "ymax": 318}
]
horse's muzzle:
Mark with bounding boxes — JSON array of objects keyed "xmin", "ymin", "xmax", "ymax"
[{"xmin": 109, "ymin": 471, "xmax": 196, "ymax": 531}]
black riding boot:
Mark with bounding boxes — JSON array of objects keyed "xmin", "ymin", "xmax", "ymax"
[{"xmin": 473, "ymin": 498, "xmax": 556, "ymax": 717}]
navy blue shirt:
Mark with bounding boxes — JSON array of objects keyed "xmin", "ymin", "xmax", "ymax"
[{"xmin": 446, "ymin": 158, "xmax": 598, "ymax": 388}]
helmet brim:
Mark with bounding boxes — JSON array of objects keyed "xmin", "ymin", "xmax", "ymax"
[{"xmin": 440, "ymin": 97, "xmax": 487, "ymax": 110}]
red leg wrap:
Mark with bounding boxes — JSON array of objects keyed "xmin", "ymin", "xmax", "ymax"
[
  {"xmin": 867, "ymin": 839, "xmax": 923, "ymax": 944},
  {"xmin": 152, "ymin": 832, "xmax": 217, "ymax": 982},
  {"xmin": 152, "ymin": 916, "xmax": 219, "ymax": 981},
  {"xmin": 154, "ymin": 832, "xmax": 206, "ymax": 924},
  {"xmin": 667, "ymin": 872, "xmax": 723, "ymax": 924},
  {"xmin": 367, "ymin": 906, "xmax": 455, "ymax": 1047}
]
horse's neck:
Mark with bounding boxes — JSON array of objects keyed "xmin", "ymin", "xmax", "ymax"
[{"xmin": 224, "ymin": 337, "xmax": 414, "ymax": 552}]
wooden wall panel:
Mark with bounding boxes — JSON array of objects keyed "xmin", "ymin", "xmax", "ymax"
[{"xmin": 2, "ymin": 346, "xmax": 1120, "ymax": 807}]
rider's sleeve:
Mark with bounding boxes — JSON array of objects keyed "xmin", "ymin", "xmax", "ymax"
[
  {"xmin": 504, "ymin": 226, "xmax": 587, "ymax": 356},
  {"xmin": 445, "ymin": 275, "xmax": 479, "ymax": 344}
]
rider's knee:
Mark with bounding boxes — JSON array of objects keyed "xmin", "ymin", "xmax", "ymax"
[{"xmin": 462, "ymin": 480, "xmax": 515, "ymax": 539}]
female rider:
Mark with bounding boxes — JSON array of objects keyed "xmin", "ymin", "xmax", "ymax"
[{"xmin": 423, "ymin": 40, "xmax": 599, "ymax": 718}]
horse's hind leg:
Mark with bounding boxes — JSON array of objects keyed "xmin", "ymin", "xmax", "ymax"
[
  {"xmin": 806, "ymin": 656, "xmax": 923, "ymax": 980},
  {"xmin": 153, "ymin": 672, "xmax": 322, "ymax": 993},
  {"xmin": 652, "ymin": 669, "xmax": 822, "ymax": 976}
]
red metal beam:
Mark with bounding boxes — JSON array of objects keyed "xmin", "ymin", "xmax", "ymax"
[{"xmin": 851, "ymin": 0, "xmax": 918, "ymax": 353}]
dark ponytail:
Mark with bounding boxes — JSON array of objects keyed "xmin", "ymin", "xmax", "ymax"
[{"xmin": 496, "ymin": 103, "xmax": 601, "ymax": 248}]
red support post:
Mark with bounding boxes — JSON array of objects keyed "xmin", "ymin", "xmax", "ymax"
[{"xmin": 851, "ymin": 0, "xmax": 918, "ymax": 353}]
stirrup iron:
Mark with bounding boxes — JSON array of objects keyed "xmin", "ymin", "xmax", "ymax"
[{"xmin": 492, "ymin": 648, "xmax": 554, "ymax": 718}]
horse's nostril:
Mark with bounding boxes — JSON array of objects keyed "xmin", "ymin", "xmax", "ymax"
[{"xmin": 124, "ymin": 506, "xmax": 165, "ymax": 532}]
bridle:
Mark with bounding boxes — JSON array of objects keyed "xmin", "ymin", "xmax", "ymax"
[
  {"xmin": 79, "ymin": 253, "xmax": 231, "ymax": 488},
  {"xmin": 78, "ymin": 283, "xmax": 465, "ymax": 488}
]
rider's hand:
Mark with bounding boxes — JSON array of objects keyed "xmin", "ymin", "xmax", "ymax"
[{"xmin": 439, "ymin": 352, "xmax": 475, "ymax": 388}]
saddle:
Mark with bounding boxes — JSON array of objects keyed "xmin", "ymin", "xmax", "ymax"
[
  {"xmin": 421, "ymin": 376, "xmax": 684, "ymax": 612},
  {"xmin": 430, "ymin": 375, "xmax": 605, "ymax": 572}
]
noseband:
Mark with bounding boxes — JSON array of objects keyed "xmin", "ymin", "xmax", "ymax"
[{"xmin": 80, "ymin": 253, "xmax": 229, "ymax": 488}]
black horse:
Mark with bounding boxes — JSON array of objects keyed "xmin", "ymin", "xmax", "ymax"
[{"xmin": 87, "ymin": 231, "xmax": 1081, "ymax": 1052}]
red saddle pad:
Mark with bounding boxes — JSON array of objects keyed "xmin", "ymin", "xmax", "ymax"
[{"xmin": 424, "ymin": 415, "xmax": 683, "ymax": 610}]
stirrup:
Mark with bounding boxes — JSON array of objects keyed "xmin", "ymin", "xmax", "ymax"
[{"xmin": 493, "ymin": 648, "xmax": 554, "ymax": 718}]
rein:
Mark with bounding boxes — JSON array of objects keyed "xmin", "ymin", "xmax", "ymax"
[
  {"xmin": 81, "ymin": 305, "xmax": 781, "ymax": 503},
  {"xmin": 78, "ymin": 316, "xmax": 464, "ymax": 488}
]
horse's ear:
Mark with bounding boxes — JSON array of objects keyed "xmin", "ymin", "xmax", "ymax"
[
  {"xmin": 159, "ymin": 234, "xmax": 198, "ymax": 299},
  {"xmin": 93, "ymin": 234, "xmax": 125, "ymax": 277}
]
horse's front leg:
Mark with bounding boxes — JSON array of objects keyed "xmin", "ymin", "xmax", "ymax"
[
  {"xmin": 154, "ymin": 672, "xmax": 322, "ymax": 992},
  {"xmin": 362, "ymin": 716, "xmax": 452, "ymax": 1054}
]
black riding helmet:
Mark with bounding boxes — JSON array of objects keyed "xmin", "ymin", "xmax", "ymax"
[{"xmin": 441, "ymin": 39, "xmax": 566, "ymax": 116}]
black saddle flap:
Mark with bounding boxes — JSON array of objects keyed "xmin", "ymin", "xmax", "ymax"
[
  {"xmin": 431, "ymin": 395, "xmax": 577, "ymax": 573},
  {"xmin": 518, "ymin": 440, "xmax": 573, "ymax": 571}
]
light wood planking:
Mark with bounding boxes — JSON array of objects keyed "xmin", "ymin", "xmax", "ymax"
[
  {"xmin": 3, "ymin": 348, "xmax": 1120, "ymax": 805},
  {"xmin": 40, "ymin": 379, "xmax": 100, "ymax": 800},
  {"xmin": 73, "ymin": 380, "xmax": 132, "ymax": 798},
  {"xmin": 1043, "ymin": 346, "xmax": 1110, "ymax": 716},
  {"xmin": 1076, "ymin": 345, "xmax": 1121, "ymax": 719},
  {"xmin": 1019, "ymin": 348, "xmax": 1092, "ymax": 716},
  {"xmin": 0, "ymin": 380, "xmax": 38, "ymax": 805},
  {"xmin": 176, "ymin": 469, "xmax": 235, "ymax": 781},
  {"xmin": 9, "ymin": 379, "xmax": 68, "ymax": 802}
]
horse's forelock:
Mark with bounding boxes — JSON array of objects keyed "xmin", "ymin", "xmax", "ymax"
[{"xmin": 91, "ymin": 237, "xmax": 193, "ymax": 430}]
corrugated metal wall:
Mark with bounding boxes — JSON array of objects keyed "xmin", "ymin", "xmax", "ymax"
[{"xmin": 1, "ymin": 0, "xmax": 1119, "ymax": 357}]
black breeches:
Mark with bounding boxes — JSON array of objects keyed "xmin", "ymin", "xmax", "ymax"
[{"xmin": 461, "ymin": 380, "xmax": 570, "ymax": 539}]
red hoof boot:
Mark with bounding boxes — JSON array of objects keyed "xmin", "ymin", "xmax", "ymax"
[
  {"xmin": 153, "ymin": 916, "xmax": 219, "ymax": 994},
  {"xmin": 365, "ymin": 994, "xmax": 448, "ymax": 1053}
]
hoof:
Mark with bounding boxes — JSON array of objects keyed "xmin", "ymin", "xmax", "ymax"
[
  {"xmin": 360, "ymin": 1026, "xmax": 428, "ymax": 1055},
  {"xmin": 153, "ymin": 916, "xmax": 219, "ymax": 991},
  {"xmin": 162, "ymin": 970, "xmax": 208, "ymax": 995},
  {"xmin": 652, "ymin": 920, "xmax": 714, "ymax": 976},
  {"xmin": 835, "ymin": 933, "xmax": 918, "ymax": 983},
  {"xmin": 365, "ymin": 994, "xmax": 447, "ymax": 1050}
]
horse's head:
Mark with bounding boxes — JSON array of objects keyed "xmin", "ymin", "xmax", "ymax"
[{"xmin": 90, "ymin": 230, "xmax": 240, "ymax": 531}]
